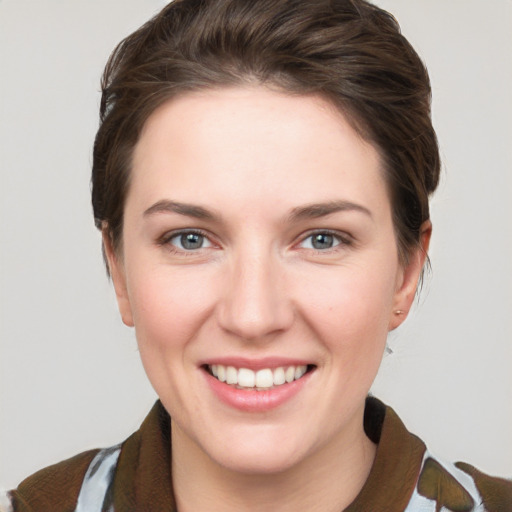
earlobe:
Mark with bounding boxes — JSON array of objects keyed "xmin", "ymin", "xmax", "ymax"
[
  {"xmin": 389, "ymin": 221, "xmax": 432, "ymax": 331},
  {"xmin": 102, "ymin": 229, "xmax": 134, "ymax": 328}
]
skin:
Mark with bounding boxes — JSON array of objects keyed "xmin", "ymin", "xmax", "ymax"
[{"xmin": 105, "ymin": 87, "xmax": 430, "ymax": 511}]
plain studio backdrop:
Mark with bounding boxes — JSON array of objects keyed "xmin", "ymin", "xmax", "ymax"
[{"xmin": 1, "ymin": 0, "xmax": 511, "ymax": 489}]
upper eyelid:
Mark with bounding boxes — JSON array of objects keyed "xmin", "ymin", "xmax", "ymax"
[
  {"xmin": 159, "ymin": 228, "xmax": 215, "ymax": 246},
  {"xmin": 157, "ymin": 228, "xmax": 352, "ymax": 249},
  {"xmin": 295, "ymin": 229, "xmax": 353, "ymax": 244}
]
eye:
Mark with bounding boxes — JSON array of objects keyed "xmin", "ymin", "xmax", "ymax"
[
  {"xmin": 168, "ymin": 231, "xmax": 213, "ymax": 251},
  {"xmin": 299, "ymin": 231, "xmax": 346, "ymax": 250}
]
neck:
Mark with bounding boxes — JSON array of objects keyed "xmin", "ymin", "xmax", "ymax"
[{"xmin": 171, "ymin": 409, "xmax": 376, "ymax": 512}]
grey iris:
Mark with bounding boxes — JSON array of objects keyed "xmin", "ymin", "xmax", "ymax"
[
  {"xmin": 181, "ymin": 233, "xmax": 203, "ymax": 249},
  {"xmin": 312, "ymin": 233, "xmax": 334, "ymax": 249}
]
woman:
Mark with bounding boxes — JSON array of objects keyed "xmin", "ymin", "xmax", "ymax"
[{"xmin": 2, "ymin": 0, "xmax": 511, "ymax": 510}]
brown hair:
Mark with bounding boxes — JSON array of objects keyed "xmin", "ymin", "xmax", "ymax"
[{"xmin": 92, "ymin": 0, "xmax": 440, "ymax": 267}]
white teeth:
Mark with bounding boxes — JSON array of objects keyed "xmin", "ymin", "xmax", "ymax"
[
  {"xmin": 255, "ymin": 369, "xmax": 273, "ymax": 388},
  {"xmin": 273, "ymin": 367, "xmax": 286, "ymax": 385},
  {"xmin": 238, "ymin": 368, "xmax": 255, "ymax": 387},
  {"xmin": 208, "ymin": 364, "xmax": 309, "ymax": 389},
  {"xmin": 295, "ymin": 366, "xmax": 307, "ymax": 379},
  {"xmin": 217, "ymin": 365, "xmax": 226, "ymax": 382},
  {"xmin": 226, "ymin": 366, "xmax": 238, "ymax": 385}
]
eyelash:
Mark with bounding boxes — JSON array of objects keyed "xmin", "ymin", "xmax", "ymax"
[
  {"xmin": 157, "ymin": 229, "xmax": 214, "ymax": 255},
  {"xmin": 297, "ymin": 229, "xmax": 353, "ymax": 253},
  {"xmin": 157, "ymin": 229, "xmax": 353, "ymax": 254}
]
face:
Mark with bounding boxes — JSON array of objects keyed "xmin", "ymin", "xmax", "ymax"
[{"xmin": 106, "ymin": 87, "xmax": 428, "ymax": 475}]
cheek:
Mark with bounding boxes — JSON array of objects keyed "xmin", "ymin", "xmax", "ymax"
[
  {"xmin": 125, "ymin": 266, "xmax": 220, "ymax": 415},
  {"xmin": 295, "ymin": 263, "xmax": 397, "ymax": 349},
  {"xmin": 127, "ymin": 265, "xmax": 218, "ymax": 352}
]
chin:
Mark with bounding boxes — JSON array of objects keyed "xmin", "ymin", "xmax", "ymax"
[
  {"xmin": 200, "ymin": 424, "xmax": 316, "ymax": 476},
  {"xmin": 215, "ymin": 444, "xmax": 307, "ymax": 476}
]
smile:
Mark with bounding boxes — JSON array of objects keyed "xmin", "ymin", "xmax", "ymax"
[{"xmin": 207, "ymin": 364, "xmax": 311, "ymax": 390}]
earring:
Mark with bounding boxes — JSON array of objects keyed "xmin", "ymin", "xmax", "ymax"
[{"xmin": 394, "ymin": 310, "xmax": 405, "ymax": 315}]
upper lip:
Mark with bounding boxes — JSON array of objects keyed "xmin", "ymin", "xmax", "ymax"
[{"xmin": 200, "ymin": 357, "xmax": 314, "ymax": 371}]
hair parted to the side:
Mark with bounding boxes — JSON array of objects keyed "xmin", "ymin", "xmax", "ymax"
[{"xmin": 92, "ymin": 0, "xmax": 440, "ymax": 271}]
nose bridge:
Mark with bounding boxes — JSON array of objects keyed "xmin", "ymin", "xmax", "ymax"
[{"xmin": 217, "ymin": 243, "xmax": 293, "ymax": 340}]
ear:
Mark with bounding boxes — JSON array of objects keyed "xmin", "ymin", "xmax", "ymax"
[
  {"xmin": 389, "ymin": 221, "xmax": 432, "ymax": 331},
  {"xmin": 102, "ymin": 228, "xmax": 134, "ymax": 327}
]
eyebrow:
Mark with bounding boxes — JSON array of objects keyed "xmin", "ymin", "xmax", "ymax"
[
  {"xmin": 143, "ymin": 200, "xmax": 218, "ymax": 220},
  {"xmin": 143, "ymin": 199, "xmax": 372, "ymax": 223},
  {"xmin": 288, "ymin": 200, "xmax": 372, "ymax": 222}
]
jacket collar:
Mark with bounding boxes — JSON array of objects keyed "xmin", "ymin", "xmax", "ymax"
[{"xmin": 112, "ymin": 397, "xmax": 425, "ymax": 511}]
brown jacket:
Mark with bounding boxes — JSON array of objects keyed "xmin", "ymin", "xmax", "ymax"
[{"xmin": 5, "ymin": 398, "xmax": 512, "ymax": 511}]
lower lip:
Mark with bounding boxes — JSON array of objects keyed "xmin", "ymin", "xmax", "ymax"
[{"xmin": 204, "ymin": 369, "xmax": 312, "ymax": 412}]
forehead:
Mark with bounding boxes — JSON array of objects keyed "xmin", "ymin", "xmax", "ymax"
[{"xmin": 128, "ymin": 87, "xmax": 388, "ymax": 217}]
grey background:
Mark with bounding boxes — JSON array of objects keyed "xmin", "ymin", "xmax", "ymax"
[{"xmin": 1, "ymin": 0, "xmax": 511, "ymax": 488}]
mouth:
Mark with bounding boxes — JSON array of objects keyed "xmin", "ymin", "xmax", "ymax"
[{"xmin": 204, "ymin": 364, "xmax": 315, "ymax": 391}]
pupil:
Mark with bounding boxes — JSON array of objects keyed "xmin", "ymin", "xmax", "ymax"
[
  {"xmin": 312, "ymin": 233, "xmax": 333, "ymax": 249},
  {"xmin": 181, "ymin": 233, "xmax": 203, "ymax": 249}
]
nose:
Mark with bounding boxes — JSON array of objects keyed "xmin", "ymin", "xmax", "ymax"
[{"xmin": 217, "ymin": 250, "xmax": 294, "ymax": 341}]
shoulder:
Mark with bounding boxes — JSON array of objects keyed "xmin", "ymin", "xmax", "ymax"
[
  {"xmin": 4, "ymin": 448, "xmax": 100, "ymax": 512},
  {"xmin": 407, "ymin": 451, "xmax": 512, "ymax": 512},
  {"xmin": 360, "ymin": 398, "xmax": 512, "ymax": 512},
  {"xmin": 1, "ymin": 402, "xmax": 165, "ymax": 512},
  {"xmin": 455, "ymin": 461, "xmax": 512, "ymax": 512}
]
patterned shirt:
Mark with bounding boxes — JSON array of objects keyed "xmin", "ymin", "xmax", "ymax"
[{"xmin": 2, "ymin": 397, "xmax": 511, "ymax": 511}]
